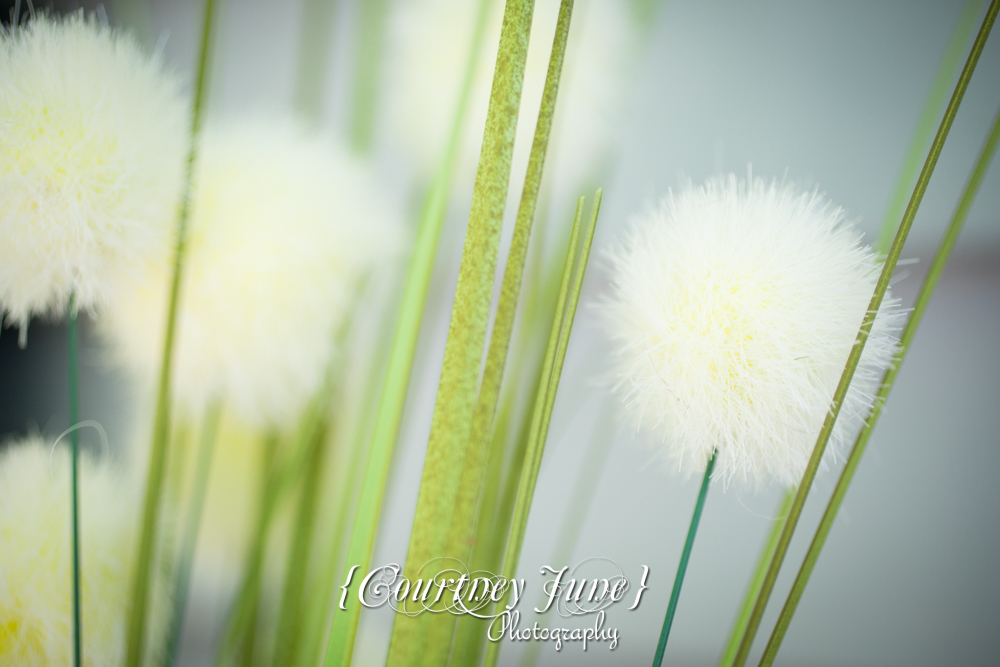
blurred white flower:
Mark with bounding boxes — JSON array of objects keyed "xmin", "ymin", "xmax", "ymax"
[
  {"xmin": 0, "ymin": 13, "xmax": 187, "ymax": 341},
  {"xmin": 384, "ymin": 0, "xmax": 635, "ymax": 201},
  {"xmin": 600, "ymin": 175, "xmax": 902, "ymax": 486},
  {"xmin": 103, "ymin": 117, "xmax": 404, "ymax": 429},
  {"xmin": 0, "ymin": 438, "xmax": 171, "ymax": 665}
]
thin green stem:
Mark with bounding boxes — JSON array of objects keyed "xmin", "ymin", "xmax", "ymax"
[
  {"xmin": 485, "ymin": 190, "xmax": 601, "ymax": 667},
  {"xmin": 165, "ymin": 401, "xmax": 223, "ymax": 667},
  {"xmin": 125, "ymin": 0, "xmax": 216, "ymax": 664},
  {"xmin": 759, "ymin": 100, "xmax": 1000, "ymax": 667},
  {"xmin": 67, "ymin": 293, "xmax": 81, "ymax": 667},
  {"xmin": 717, "ymin": 490, "xmax": 793, "ymax": 667},
  {"xmin": 294, "ymin": 0, "xmax": 340, "ymax": 121},
  {"xmin": 348, "ymin": 0, "xmax": 389, "ymax": 153},
  {"xmin": 875, "ymin": 0, "xmax": 985, "ymax": 254},
  {"xmin": 731, "ymin": 4, "xmax": 997, "ymax": 664},
  {"xmin": 321, "ymin": 3, "xmax": 494, "ymax": 664},
  {"xmin": 653, "ymin": 450, "xmax": 717, "ymax": 667}
]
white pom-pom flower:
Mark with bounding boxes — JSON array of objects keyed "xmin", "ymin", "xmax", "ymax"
[
  {"xmin": 601, "ymin": 175, "xmax": 902, "ymax": 487},
  {"xmin": 0, "ymin": 13, "xmax": 186, "ymax": 339},
  {"xmin": 0, "ymin": 439, "xmax": 170, "ymax": 665},
  {"xmin": 103, "ymin": 117, "xmax": 403, "ymax": 428},
  {"xmin": 384, "ymin": 0, "xmax": 635, "ymax": 198}
]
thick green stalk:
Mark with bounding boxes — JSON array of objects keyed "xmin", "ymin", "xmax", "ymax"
[
  {"xmin": 485, "ymin": 191, "xmax": 601, "ymax": 667},
  {"xmin": 165, "ymin": 401, "xmax": 223, "ymax": 667},
  {"xmin": 717, "ymin": 490, "xmax": 794, "ymax": 667},
  {"xmin": 348, "ymin": 0, "xmax": 389, "ymax": 153},
  {"xmin": 438, "ymin": 3, "xmax": 575, "ymax": 659},
  {"xmin": 731, "ymin": 5, "xmax": 997, "ymax": 664},
  {"xmin": 653, "ymin": 451, "xmax": 718, "ymax": 667},
  {"xmin": 875, "ymin": 0, "xmax": 985, "ymax": 254},
  {"xmin": 67, "ymin": 294, "xmax": 81, "ymax": 667},
  {"xmin": 294, "ymin": 0, "xmax": 340, "ymax": 121},
  {"xmin": 386, "ymin": 1, "xmax": 535, "ymax": 663},
  {"xmin": 759, "ymin": 101, "xmax": 1000, "ymax": 667},
  {"xmin": 321, "ymin": 2, "xmax": 494, "ymax": 665},
  {"xmin": 125, "ymin": 0, "xmax": 216, "ymax": 664}
]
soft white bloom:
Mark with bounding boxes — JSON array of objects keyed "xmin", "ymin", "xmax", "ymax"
[
  {"xmin": 0, "ymin": 13, "xmax": 187, "ymax": 341},
  {"xmin": 103, "ymin": 117, "xmax": 403, "ymax": 428},
  {"xmin": 601, "ymin": 175, "xmax": 902, "ymax": 486},
  {"xmin": 384, "ymin": 0, "xmax": 634, "ymax": 199},
  {"xmin": 0, "ymin": 438, "xmax": 170, "ymax": 666}
]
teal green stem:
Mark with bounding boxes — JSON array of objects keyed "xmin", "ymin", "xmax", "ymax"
[
  {"xmin": 322, "ymin": 1, "xmax": 494, "ymax": 663},
  {"xmin": 717, "ymin": 490, "xmax": 793, "ymax": 667},
  {"xmin": 731, "ymin": 4, "xmax": 997, "ymax": 664},
  {"xmin": 125, "ymin": 0, "xmax": 216, "ymax": 664},
  {"xmin": 652, "ymin": 450, "xmax": 717, "ymax": 667},
  {"xmin": 67, "ymin": 293, "xmax": 81, "ymax": 667},
  {"xmin": 875, "ymin": 0, "xmax": 985, "ymax": 254},
  {"xmin": 165, "ymin": 401, "xmax": 223, "ymax": 667},
  {"xmin": 758, "ymin": 100, "xmax": 1000, "ymax": 667}
]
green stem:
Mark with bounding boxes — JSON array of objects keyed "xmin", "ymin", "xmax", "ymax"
[
  {"xmin": 653, "ymin": 450, "xmax": 717, "ymax": 667},
  {"xmin": 759, "ymin": 100, "xmax": 1000, "ymax": 667},
  {"xmin": 875, "ymin": 0, "xmax": 985, "ymax": 254},
  {"xmin": 348, "ymin": 0, "xmax": 389, "ymax": 153},
  {"xmin": 125, "ymin": 0, "xmax": 216, "ymax": 663},
  {"xmin": 294, "ymin": 0, "xmax": 340, "ymax": 121},
  {"xmin": 484, "ymin": 191, "xmax": 601, "ymax": 667},
  {"xmin": 446, "ymin": 0, "xmax": 574, "ymax": 573},
  {"xmin": 717, "ymin": 490, "xmax": 794, "ymax": 667},
  {"xmin": 67, "ymin": 293, "xmax": 81, "ymax": 667},
  {"xmin": 165, "ymin": 401, "xmax": 223, "ymax": 667},
  {"xmin": 731, "ymin": 4, "xmax": 997, "ymax": 664},
  {"xmin": 214, "ymin": 433, "xmax": 280, "ymax": 667},
  {"xmin": 321, "ymin": 2, "xmax": 494, "ymax": 664}
]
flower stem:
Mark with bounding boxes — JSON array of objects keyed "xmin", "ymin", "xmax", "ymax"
[
  {"xmin": 348, "ymin": 0, "xmax": 389, "ymax": 153},
  {"xmin": 321, "ymin": 2, "xmax": 494, "ymax": 664},
  {"xmin": 484, "ymin": 190, "xmax": 601, "ymax": 667},
  {"xmin": 165, "ymin": 401, "xmax": 222, "ymax": 667},
  {"xmin": 875, "ymin": 0, "xmax": 985, "ymax": 255},
  {"xmin": 717, "ymin": 490, "xmax": 793, "ymax": 667},
  {"xmin": 652, "ymin": 450, "xmax": 717, "ymax": 667},
  {"xmin": 759, "ymin": 99, "xmax": 1000, "ymax": 667},
  {"xmin": 125, "ymin": 0, "xmax": 216, "ymax": 664},
  {"xmin": 67, "ymin": 292, "xmax": 81, "ymax": 667},
  {"xmin": 731, "ymin": 4, "xmax": 998, "ymax": 664}
]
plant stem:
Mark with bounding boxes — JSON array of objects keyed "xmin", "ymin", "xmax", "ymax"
[
  {"xmin": 759, "ymin": 100, "xmax": 1000, "ymax": 667},
  {"xmin": 321, "ymin": 0, "xmax": 495, "ymax": 663},
  {"xmin": 717, "ymin": 490, "xmax": 793, "ymax": 667},
  {"xmin": 653, "ymin": 450, "xmax": 717, "ymax": 667},
  {"xmin": 294, "ymin": 0, "xmax": 340, "ymax": 121},
  {"xmin": 165, "ymin": 401, "xmax": 222, "ymax": 667},
  {"xmin": 875, "ymin": 0, "xmax": 985, "ymax": 254},
  {"xmin": 125, "ymin": 0, "xmax": 216, "ymax": 663},
  {"xmin": 484, "ymin": 191, "xmax": 601, "ymax": 667},
  {"xmin": 67, "ymin": 293, "xmax": 81, "ymax": 667},
  {"xmin": 348, "ymin": 0, "xmax": 389, "ymax": 153},
  {"xmin": 731, "ymin": 4, "xmax": 997, "ymax": 664}
]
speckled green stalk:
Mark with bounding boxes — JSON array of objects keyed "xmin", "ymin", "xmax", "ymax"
[{"xmin": 731, "ymin": 4, "xmax": 997, "ymax": 664}]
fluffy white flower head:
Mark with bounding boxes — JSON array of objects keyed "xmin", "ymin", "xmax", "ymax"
[
  {"xmin": 384, "ymin": 0, "xmax": 635, "ymax": 198},
  {"xmin": 104, "ymin": 117, "xmax": 403, "ymax": 428},
  {"xmin": 0, "ymin": 439, "xmax": 169, "ymax": 666},
  {"xmin": 0, "ymin": 13, "xmax": 187, "ymax": 338},
  {"xmin": 601, "ymin": 175, "xmax": 902, "ymax": 487}
]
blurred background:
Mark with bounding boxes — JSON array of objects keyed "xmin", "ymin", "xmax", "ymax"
[{"xmin": 2, "ymin": 0, "xmax": 998, "ymax": 665}]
